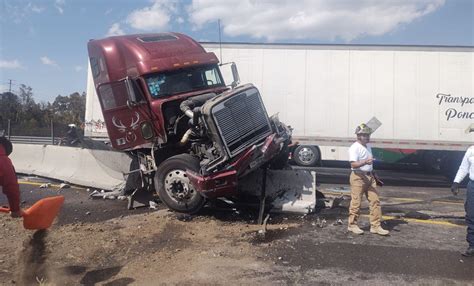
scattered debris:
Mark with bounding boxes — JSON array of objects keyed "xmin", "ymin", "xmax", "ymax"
[
  {"xmin": 89, "ymin": 189, "xmax": 123, "ymax": 200},
  {"xmin": 88, "ymin": 190, "xmax": 100, "ymax": 197},
  {"xmin": 39, "ymin": 183, "xmax": 51, "ymax": 189},
  {"xmin": 176, "ymin": 214, "xmax": 193, "ymax": 222},
  {"xmin": 59, "ymin": 183, "xmax": 70, "ymax": 189},
  {"xmin": 333, "ymin": 219, "xmax": 343, "ymax": 226},
  {"xmin": 315, "ymin": 217, "xmax": 327, "ymax": 228},
  {"xmin": 85, "ymin": 212, "xmax": 91, "ymax": 215},
  {"xmin": 149, "ymin": 201, "xmax": 159, "ymax": 210},
  {"xmin": 257, "ymin": 214, "xmax": 271, "ymax": 238}
]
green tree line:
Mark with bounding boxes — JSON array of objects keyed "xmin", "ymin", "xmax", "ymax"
[{"xmin": 0, "ymin": 84, "xmax": 85, "ymax": 137}]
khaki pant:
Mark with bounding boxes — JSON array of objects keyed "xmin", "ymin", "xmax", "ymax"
[{"xmin": 348, "ymin": 171, "xmax": 382, "ymax": 228}]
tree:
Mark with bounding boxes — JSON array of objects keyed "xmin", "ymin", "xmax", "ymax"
[
  {"xmin": 0, "ymin": 92, "xmax": 21, "ymax": 125},
  {"xmin": 0, "ymin": 86, "xmax": 86, "ymax": 136}
]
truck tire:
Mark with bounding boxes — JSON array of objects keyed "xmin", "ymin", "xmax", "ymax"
[
  {"xmin": 420, "ymin": 151, "xmax": 444, "ymax": 172},
  {"xmin": 154, "ymin": 154, "xmax": 205, "ymax": 214},
  {"xmin": 293, "ymin": 145, "xmax": 320, "ymax": 167}
]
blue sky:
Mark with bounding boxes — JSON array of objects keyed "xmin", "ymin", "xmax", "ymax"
[{"xmin": 0, "ymin": 0, "xmax": 473, "ymax": 103}]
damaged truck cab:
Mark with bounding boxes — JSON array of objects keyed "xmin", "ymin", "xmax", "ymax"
[{"xmin": 87, "ymin": 32, "xmax": 291, "ymax": 213}]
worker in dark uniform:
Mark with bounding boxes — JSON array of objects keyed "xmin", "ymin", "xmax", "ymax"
[
  {"xmin": 451, "ymin": 144, "xmax": 474, "ymax": 257},
  {"xmin": 0, "ymin": 135, "xmax": 22, "ymax": 217}
]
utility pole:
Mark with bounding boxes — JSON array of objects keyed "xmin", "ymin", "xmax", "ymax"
[
  {"xmin": 7, "ymin": 79, "xmax": 15, "ymax": 93},
  {"xmin": 218, "ymin": 19, "xmax": 223, "ymax": 63}
]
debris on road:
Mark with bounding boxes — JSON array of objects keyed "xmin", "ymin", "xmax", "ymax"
[
  {"xmin": 39, "ymin": 183, "xmax": 51, "ymax": 189},
  {"xmin": 59, "ymin": 183, "xmax": 70, "ymax": 189},
  {"xmin": 89, "ymin": 189, "xmax": 123, "ymax": 200},
  {"xmin": 149, "ymin": 201, "xmax": 159, "ymax": 210},
  {"xmin": 333, "ymin": 219, "xmax": 343, "ymax": 226},
  {"xmin": 176, "ymin": 214, "xmax": 193, "ymax": 222},
  {"xmin": 316, "ymin": 217, "xmax": 327, "ymax": 228}
]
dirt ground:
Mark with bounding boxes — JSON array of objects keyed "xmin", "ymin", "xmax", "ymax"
[
  {"xmin": 0, "ymin": 207, "xmax": 301, "ymax": 285},
  {"xmin": 1, "ymin": 168, "xmax": 474, "ymax": 285}
]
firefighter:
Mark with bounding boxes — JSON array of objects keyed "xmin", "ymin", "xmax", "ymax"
[
  {"xmin": 347, "ymin": 123, "xmax": 389, "ymax": 236},
  {"xmin": 451, "ymin": 144, "xmax": 474, "ymax": 257},
  {"xmin": 0, "ymin": 135, "xmax": 22, "ymax": 218}
]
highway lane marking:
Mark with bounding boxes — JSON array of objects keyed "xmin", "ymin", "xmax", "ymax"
[
  {"xmin": 18, "ymin": 181, "xmax": 61, "ymax": 187},
  {"xmin": 432, "ymin": 200, "xmax": 464, "ymax": 205},
  {"xmin": 323, "ymin": 191, "xmax": 464, "ymax": 206},
  {"xmin": 361, "ymin": 214, "xmax": 464, "ymax": 228},
  {"xmin": 18, "ymin": 181, "xmax": 84, "ymax": 189}
]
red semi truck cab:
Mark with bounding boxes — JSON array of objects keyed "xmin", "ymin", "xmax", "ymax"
[{"xmin": 87, "ymin": 32, "xmax": 291, "ymax": 213}]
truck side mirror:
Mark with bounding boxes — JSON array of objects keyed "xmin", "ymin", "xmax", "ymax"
[
  {"xmin": 125, "ymin": 77, "xmax": 138, "ymax": 107},
  {"xmin": 230, "ymin": 63, "xmax": 240, "ymax": 88}
]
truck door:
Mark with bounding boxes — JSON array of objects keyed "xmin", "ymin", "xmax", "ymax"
[{"xmin": 96, "ymin": 79, "xmax": 154, "ymax": 150}]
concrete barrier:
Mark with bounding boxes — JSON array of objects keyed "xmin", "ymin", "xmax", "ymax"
[{"xmin": 10, "ymin": 144, "xmax": 131, "ymax": 191}]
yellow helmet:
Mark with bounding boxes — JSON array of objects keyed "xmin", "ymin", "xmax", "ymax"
[{"xmin": 355, "ymin": 123, "xmax": 372, "ymax": 135}]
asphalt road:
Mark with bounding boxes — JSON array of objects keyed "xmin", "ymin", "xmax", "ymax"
[
  {"xmin": 2, "ymin": 164, "xmax": 473, "ymax": 285},
  {"xmin": 272, "ymin": 163, "xmax": 474, "ymax": 284}
]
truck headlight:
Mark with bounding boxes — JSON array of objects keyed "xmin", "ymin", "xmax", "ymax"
[{"xmin": 141, "ymin": 122, "xmax": 154, "ymax": 140}]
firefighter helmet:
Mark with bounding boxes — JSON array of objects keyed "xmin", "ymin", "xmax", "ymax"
[{"xmin": 355, "ymin": 123, "xmax": 372, "ymax": 135}]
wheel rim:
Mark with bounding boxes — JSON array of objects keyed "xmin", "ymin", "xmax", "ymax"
[
  {"xmin": 298, "ymin": 147, "xmax": 316, "ymax": 164},
  {"xmin": 164, "ymin": 169, "xmax": 197, "ymax": 204}
]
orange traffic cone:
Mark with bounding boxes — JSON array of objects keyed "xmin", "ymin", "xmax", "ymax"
[{"xmin": 0, "ymin": 196, "xmax": 64, "ymax": 230}]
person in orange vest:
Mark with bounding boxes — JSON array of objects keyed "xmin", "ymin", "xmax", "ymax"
[{"xmin": 0, "ymin": 135, "xmax": 22, "ymax": 217}]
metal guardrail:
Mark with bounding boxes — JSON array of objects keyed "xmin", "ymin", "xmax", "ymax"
[{"xmin": 8, "ymin": 136, "xmax": 59, "ymax": 145}]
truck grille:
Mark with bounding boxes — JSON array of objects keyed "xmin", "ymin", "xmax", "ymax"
[{"xmin": 212, "ymin": 88, "xmax": 272, "ymax": 157}]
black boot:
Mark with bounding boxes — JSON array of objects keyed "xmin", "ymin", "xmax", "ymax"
[{"xmin": 462, "ymin": 247, "xmax": 474, "ymax": 257}]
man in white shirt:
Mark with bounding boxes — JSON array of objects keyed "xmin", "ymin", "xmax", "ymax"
[
  {"xmin": 347, "ymin": 123, "xmax": 389, "ymax": 236},
  {"xmin": 451, "ymin": 145, "xmax": 474, "ymax": 257}
]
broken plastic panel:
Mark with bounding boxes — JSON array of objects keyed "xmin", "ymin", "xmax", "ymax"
[{"xmin": 366, "ymin": 117, "xmax": 382, "ymax": 134}]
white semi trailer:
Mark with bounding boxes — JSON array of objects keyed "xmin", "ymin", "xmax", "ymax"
[{"xmin": 202, "ymin": 43, "xmax": 473, "ymax": 177}]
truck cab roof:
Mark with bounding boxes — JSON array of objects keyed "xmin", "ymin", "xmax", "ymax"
[{"xmin": 88, "ymin": 32, "xmax": 219, "ymax": 83}]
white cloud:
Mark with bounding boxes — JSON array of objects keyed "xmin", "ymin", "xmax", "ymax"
[
  {"xmin": 40, "ymin": 56, "xmax": 59, "ymax": 68},
  {"xmin": 126, "ymin": 0, "xmax": 178, "ymax": 31},
  {"xmin": 106, "ymin": 23, "xmax": 125, "ymax": 37},
  {"xmin": 74, "ymin": 66, "xmax": 83, "ymax": 72},
  {"xmin": 55, "ymin": 0, "xmax": 65, "ymax": 14},
  {"xmin": 176, "ymin": 17, "xmax": 185, "ymax": 24},
  {"xmin": 26, "ymin": 3, "xmax": 45, "ymax": 13},
  {"xmin": 187, "ymin": 0, "xmax": 445, "ymax": 42},
  {"xmin": 0, "ymin": 59, "xmax": 23, "ymax": 69},
  {"xmin": 2, "ymin": 2, "xmax": 45, "ymax": 23}
]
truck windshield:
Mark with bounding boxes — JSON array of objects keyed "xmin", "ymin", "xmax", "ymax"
[{"xmin": 145, "ymin": 65, "xmax": 224, "ymax": 98}]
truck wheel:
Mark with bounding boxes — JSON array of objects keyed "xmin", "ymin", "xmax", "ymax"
[
  {"xmin": 154, "ymin": 154, "xmax": 205, "ymax": 214},
  {"xmin": 420, "ymin": 151, "xmax": 444, "ymax": 172},
  {"xmin": 293, "ymin": 145, "xmax": 320, "ymax": 167}
]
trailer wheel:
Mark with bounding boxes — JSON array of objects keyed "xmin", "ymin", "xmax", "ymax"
[
  {"xmin": 154, "ymin": 154, "xmax": 205, "ymax": 214},
  {"xmin": 293, "ymin": 145, "xmax": 320, "ymax": 167}
]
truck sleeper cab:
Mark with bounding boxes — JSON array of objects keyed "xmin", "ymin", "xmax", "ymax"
[{"xmin": 87, "ymin": 32, "xmax": 291, "ymax": 213}]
